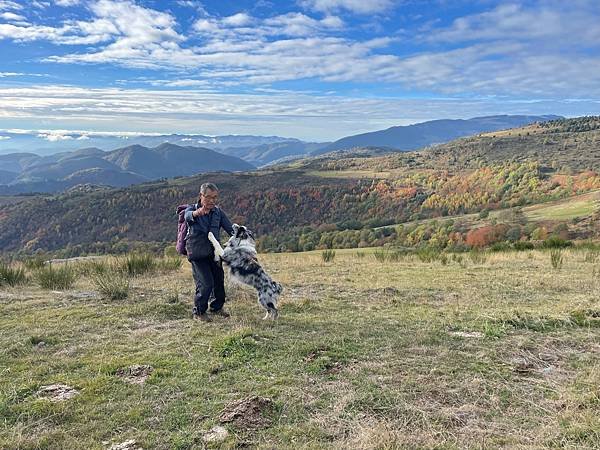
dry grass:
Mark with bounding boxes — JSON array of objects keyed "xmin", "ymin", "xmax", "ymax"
[{"xmin": 1, "ymin": 250, "xmax": 599, "ymax": 449}]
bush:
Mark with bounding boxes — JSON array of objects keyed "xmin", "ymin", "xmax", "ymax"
[
  {"xmin": 321, "ymin": 249, "xmax": 336, "ymax": 262},
  {"xmin": 490, "ymin": 242, "xmax": 511, "ymax": 252},
  {"xmin": 542, "ymin": 237, "xmax": 573, "ymax": 249},
  {"xmin": 513, "ymin": 241, "xmax": 535, "ymax": 251},
  {"xmin": 34, "ymin": 264, "xmax": 77, "ymax": 290},
  {"xmin": 0, "ymin": 263, "xmax": 27, "ymax": 287}
]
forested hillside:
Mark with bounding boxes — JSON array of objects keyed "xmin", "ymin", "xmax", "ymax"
[{"xmin": 1, "ymin": 117, "xmax": 600, "ymax": 257}]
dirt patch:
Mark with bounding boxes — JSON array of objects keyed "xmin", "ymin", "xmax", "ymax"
[
  {"xmin": 36, "ymin": 384, "xmax": 79, "ymax": 402},
  {"xmin": 219, "ymin": 396, "xmax": 274, "ymax": 429},
  {"xmin": 116, "ymin": 365, "xmax": 154, "ymax": 384}
]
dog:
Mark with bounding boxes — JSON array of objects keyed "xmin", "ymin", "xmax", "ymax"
[{"xmin": 208, "ymin": 224, "xmax": 282, "ymax": 319}]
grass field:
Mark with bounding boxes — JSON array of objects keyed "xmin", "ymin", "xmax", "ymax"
[{"xmin": 1, "ymin": 249, "xmax": 599, "ymax": 449}]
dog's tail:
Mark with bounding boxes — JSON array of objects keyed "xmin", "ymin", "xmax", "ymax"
[{"xmin": 272, "ymin": 281, "xmax": 283, "ymax": 294}]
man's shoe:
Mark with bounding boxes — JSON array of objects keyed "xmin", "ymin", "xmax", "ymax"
[
  {"xmin": 210, "ymin": 308, "xmax": 230, "ymax": 318},
  {"xmin": 192, "ymin": 308, "xmax": 212, "ymax": 322}
]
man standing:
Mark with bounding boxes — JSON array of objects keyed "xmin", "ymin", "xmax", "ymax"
[{"xmin": 184, "ymin": 183, "xmax": 234, "ymax": 322}]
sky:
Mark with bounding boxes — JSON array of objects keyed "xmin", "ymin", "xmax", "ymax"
[{"xmin": 0, "ymin": 0, "xmax": 599, "ymax": 142}]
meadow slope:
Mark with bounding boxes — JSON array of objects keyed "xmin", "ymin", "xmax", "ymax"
[{"xmin": 1, "ymin": 249, "xmax": 599, "ymax": 449}]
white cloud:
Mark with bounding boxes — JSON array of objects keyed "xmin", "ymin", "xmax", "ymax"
[
  {"xmin": 0, "ymin": 71, "xmax": 24, "ymax": 77},
  {"xmin": 55, "ymin": 0, "xmax": 80, "ymax": 6},
  {"xmin": 222, "ymin": 13, "xmax": 253, "ymax": 27},
  {"xmin": 38, "ymin": 131, "xmax": 75, "ymax": 141},
  {"xmin": 0, "ymin": 11, "xmax": 25, "ymax": 21},
  {"xmin": 0, "ymin": 84, "xmax": 597, "ymax": 141},
  {"xmin": 0, "ymin": 135, "xmax": 11, "ymax": 140},
  {"xmin": 0, "ymin": 1, "xmax": 21, "ymax": 11},
  {"xmin": 299, "ymin": 0, "xmax": 394, "ymax": 14}
]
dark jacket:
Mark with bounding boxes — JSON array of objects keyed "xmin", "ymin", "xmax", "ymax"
[{"xmin": 183, "ymin": 203, "xmax": 234, "ymax": 260}]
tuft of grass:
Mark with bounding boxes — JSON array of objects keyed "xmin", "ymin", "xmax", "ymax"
[
  {"xmin": 117, "ymin": 253, "xmax": 157, "ymax": 277},
  {"xmin": 91, "ymin": 270, "xmax": 129, "ymax": 300},
  {"xmin": 417, "ymin": 247, "xmax": 441, "ymax": 263},
  {"xmin": 550, "ymin": 249, "xmax": 564, "ymax": 269},
  {"xmin": 21, "ymin": 256, "xmax": 46, "ymax": 271},
  {"xmin": 33, "ymin": 264, "xmax": 77, "ymax": 290},
  {"xmin": 355, "ymin": 251, "xmax": 366, "ymax": 259},
  {"xmin": 373, "ymin": 248, "xmax": 388, "ymax": 262},
  {"xmin": 322, "ymin": 249, "xmax": 336, "ymax": 262},
  {"xmin": 216, "ymin": 328, "xmax": 257, "ymax": 359},
  {"xmin": 0, "ymin": 262, "xmax": 27, "ymax": 287},
  {"xmin": 75, "ymin": 259, "xmax": 110, "ymax": 277},
  {"xmin": 469, "ymin": 249, "xmax": 488, "ymax": 264},
  {"xmin": 157, "ymin": 257, "xmax": 183, "ymax": 272}
]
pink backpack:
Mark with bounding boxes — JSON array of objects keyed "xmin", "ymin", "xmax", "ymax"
[{"xmin": 176, "ymin": 204, "xmax": 190, "ymax": 255}]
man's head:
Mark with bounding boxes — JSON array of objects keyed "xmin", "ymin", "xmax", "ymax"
[{"xmin": 199, "ymin": 182, "xmax": 219, "ymax": 210}]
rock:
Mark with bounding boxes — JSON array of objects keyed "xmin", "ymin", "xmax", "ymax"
[
  {"xmin": 37, "ymin": 384, "xmax": 79, "ymax": 402},
  {"xmin": 202, "ymin": 426, "xmax": 229, "ymax": 443},
  {"xmin": 108, "ymin": 440, "xmax": 143, "ymax": 450},
  {"xmin": 449, "ymin": 331, "xmax": 484, "ymax": 338}
]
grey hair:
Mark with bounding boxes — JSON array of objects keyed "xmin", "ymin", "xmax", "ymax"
[{"xmin": 200, "ymin": 182, "xmax": 218, "ymax": 194}]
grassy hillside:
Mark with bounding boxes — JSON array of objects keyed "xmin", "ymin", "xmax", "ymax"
[{"xmin": 1, "ymin": 249, "xmax": 599, "ymax": 448}]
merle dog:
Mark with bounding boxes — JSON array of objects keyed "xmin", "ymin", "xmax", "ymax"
[{"xmin": 208, "ymin": 224, "xmax": 282, "ymax": 319}]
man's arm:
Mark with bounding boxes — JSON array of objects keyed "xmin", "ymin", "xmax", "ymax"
[{"xmin": 220, "ymin": 210, "xmax": 234, "ymax": 236}]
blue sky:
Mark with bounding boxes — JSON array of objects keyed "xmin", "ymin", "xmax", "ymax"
[{"xmin": 0, "ymin": 0, "xmax": 599, "ymax": 141}]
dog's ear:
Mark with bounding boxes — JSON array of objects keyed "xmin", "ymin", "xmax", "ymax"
[{"xmin": 232, "ymin": 223, "xmax": 239, "ymax": 232}]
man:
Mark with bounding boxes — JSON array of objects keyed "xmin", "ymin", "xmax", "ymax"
[{"xmin": 184, "ymin": 182, "xmax": 234, "ymax": 322}]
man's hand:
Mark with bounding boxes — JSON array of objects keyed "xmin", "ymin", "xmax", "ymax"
[{"xmin": 192, "ymin": 206, "xmax": 210, "ymax": 218}]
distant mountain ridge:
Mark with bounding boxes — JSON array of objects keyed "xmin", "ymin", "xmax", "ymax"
[
  {"xmin": 313, "ymin": 115, "xmax": 562, "ymax": 155},
  {"xmin": 0, "ymin": 143, "xmax": 254, "ymax": 194}
]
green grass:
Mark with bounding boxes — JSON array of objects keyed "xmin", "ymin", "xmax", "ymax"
[
  {"xmin": 1, "ymin": 250, "xmax": 599, "ymax": 448},
  {"xmin": 523, "ymin": 191, "xmax": 600, "ymax": 220}
]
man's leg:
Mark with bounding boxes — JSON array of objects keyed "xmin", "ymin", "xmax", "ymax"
[
  {"xmin": 190, "ymin": 258, "xmax": 214, "ymax": 315},
  {"xmin": 208, "ymin": 260, "xmax": 227, "ymax": 312}
]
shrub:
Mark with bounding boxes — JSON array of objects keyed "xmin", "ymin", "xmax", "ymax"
[
  {"xmin": 490, "ymin": 242, "xmax": 511, "ymax": 252},
  {"xmin": 513, "ymin": 241, "xmax": 535, "ymax": 251},
  {"xmin": 34, "ymin": 264, "xmax": 77, "ymax": 290},
  {"xmin": 542, "ymin": 237, "xmax": 573, "ymax": 249},
  {"xmin": 76, "ymin": 259, "xmax": 110, "ymax": 277},
  {"xmin": 0, "ymin": 263, "xmax": 27, "ymax": 287}
]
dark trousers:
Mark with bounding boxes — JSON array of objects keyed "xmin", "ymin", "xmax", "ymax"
[{"xmin": 190, "ymin": 257, "xmax": 226, "ymax": 314}]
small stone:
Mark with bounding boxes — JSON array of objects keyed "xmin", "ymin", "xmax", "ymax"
[
  {"xmin": 449, "ymin": 331, "xmax": 484, "ymax": 338},
  {"xmin": 202, "ymin": 426, "xmax": 229, "ymax": 443},
  {"xmin": 37, "ymin": 384, "xmax": 79, "ymax": 402}
]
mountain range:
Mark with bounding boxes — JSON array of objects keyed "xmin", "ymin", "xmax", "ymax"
[
  {"xmin": 0, "ymin": 115, "xmax": 562, "ymax": 194},
  {"xmin": 0, "ymin": 143, "xmax": 254, "ymax": 194},
  {"xmin": 313, "ymin": 115, "xmax": 562, "ymax": 154}
]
